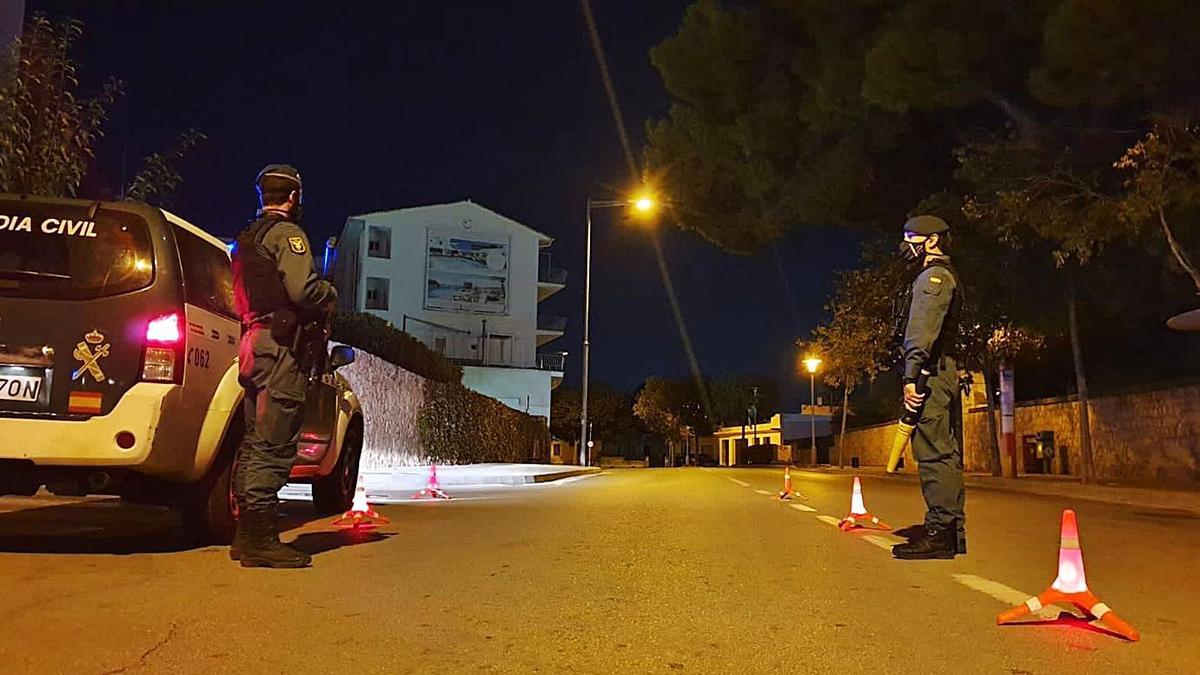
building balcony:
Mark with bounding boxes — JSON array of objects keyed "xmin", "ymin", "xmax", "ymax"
[
  {"xmin": 537, "ymin": 314, "xmax": 566, "ymax": 346},
  {"xmin": 537, "ymin": 264, "xmax": 567, "ymax": 302},
  {"xmin": 536, "ymin": 351, "xmax": 566, "ymax": 372}
]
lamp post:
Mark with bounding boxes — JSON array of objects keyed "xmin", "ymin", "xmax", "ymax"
[
  {"xmin": 804, "ymin": 357, "xmax": 822, "ymax": 465},
  {"xmin": 579, "ymin": 191, "xmax": 657, "ymax": 466}
]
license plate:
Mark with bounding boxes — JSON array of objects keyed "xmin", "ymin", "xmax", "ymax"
[{"xmin": 0, "ymin": 373, "xmax": 44, "ymax": 402}]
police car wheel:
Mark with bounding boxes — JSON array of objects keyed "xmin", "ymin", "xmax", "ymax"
[
  {"xmin": 179, "ymin": 453, "xmax": 236, "ymax": 545},
  {"xmin": 312, "ymin": 420, "xmax": 362, "ymax": 515}
]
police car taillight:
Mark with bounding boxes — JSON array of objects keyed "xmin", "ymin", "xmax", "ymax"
[{"xmin": 142, "ymin": 313, "xmax": 182, "ymax": 382}]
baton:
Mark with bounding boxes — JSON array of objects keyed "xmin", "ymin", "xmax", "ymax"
[{"xmin": 886, "ymin": 368, "xmax": 930, "ymax": 473}]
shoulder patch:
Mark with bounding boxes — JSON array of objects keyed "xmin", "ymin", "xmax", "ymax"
[{"xmin": 287, "ymin": 236, "xmax": 307, "ymax": 254}]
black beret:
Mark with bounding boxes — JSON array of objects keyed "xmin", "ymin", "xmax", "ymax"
[
  {"xmin": 256, "ymin": 164, "xmax": 302, "ymax": 189},
  {"xmin": 903, "ymin": 215, "xmax": 949, "ymax": 235}
]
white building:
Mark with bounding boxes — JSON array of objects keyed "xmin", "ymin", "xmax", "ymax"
[{"xmin": 331, "ymin": 200, "xmax": 567, "ymax": 422}]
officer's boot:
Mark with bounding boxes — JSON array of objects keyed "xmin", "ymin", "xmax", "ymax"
[
  {"xmin": 892, "ymin": 524, "xmax": 957, "ymax": 560},
  {"xmin": 238, "ymin": 506, "xmax": 312, "ymax": 569},
  {"xmin": 229, "ymin": 500, "xmax": 249, "ymax": 561},
  {"xmin": 229, "ymin": 513, "xmax": 249, "ymax": 561},
  {"xmin": 957, "ymin": 522, "xmax": 967, "ymax": 555}
]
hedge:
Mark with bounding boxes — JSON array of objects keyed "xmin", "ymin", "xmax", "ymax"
[
  {"xmin": 331, "ymin": 311, "xmax": 462, "ymax": 383},
  {"xmin": 417, "ymin": 380, "xmax": 550, "ymax": 465}
]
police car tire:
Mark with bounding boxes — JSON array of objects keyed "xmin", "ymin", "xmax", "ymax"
[
  {"xmin": 312, "ymin": 419, "xmax": 362, "ymax": 516},
  {"xmin": 179, "ymin": 420, "xmax": 241, "ymax": 545}
]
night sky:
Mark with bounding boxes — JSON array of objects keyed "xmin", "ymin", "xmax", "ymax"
[{"xmin": 27, "ymin": 1, "xmax": 861, "ymax": 406}]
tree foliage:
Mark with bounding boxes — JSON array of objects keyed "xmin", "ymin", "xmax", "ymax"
[
  {"xmin": 0, "ymin": 15, "xmax": 121, "ymax": 196},
  {"xmin": 0, "ymin": 14, "xmax": 202, "ymax": 205}
]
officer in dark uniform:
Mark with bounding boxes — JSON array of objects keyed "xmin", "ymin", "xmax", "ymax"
[
  {"xmin": 890, "ymin": 215, "xmax": 967, "ymax": 560},
  {"xmin": 230, "ymin": 164, "xmax": 337, "ymax": 568}
]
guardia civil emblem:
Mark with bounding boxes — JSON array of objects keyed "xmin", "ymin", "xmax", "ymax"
[{"xmin": 72, "ymin": 330, "xmax": 111, "ymax": 382}]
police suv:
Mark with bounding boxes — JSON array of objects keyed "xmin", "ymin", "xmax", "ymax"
[{"xmin": 0, "ymin": 194, "xmax": 364, "ymax": 542}]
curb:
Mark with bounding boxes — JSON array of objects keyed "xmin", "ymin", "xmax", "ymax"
[
  {"xmin": 361, "ymin": 467, "xmax": 602, "ymax": 487},
  {"xmin": 792, "ymin": 466, "xmax": 1200, "ymax": 517}
]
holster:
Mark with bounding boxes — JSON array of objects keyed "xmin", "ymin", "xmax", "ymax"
[{"xmin": 270, "ymin": 308, "xmax": 299, "ymax": 345}]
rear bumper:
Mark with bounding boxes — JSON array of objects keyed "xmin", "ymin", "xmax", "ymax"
[{"xmin": 0, "ymin": 382, "xmax": 173, "ymax": 470}]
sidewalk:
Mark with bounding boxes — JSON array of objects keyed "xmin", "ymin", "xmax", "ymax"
[
  {"xmin": 282, "ymin": 464, "xmax": 600, "ymax": 503},
  {"xmin": 361, "ymin": 463, "xmax": 601, "ymax": 488},
  {"xmin": 793, "ymin": 465, "xmax": 1200, "ymax": 516}
]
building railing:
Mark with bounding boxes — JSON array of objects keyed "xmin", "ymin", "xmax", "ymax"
[
  {"xmin": 537, "ymin": 352, "xmax": 566, "ymax": 372},
  {"xmin": 537, "ymin": 314, "xmax": 567, "ymax": 332},
  {"xmin": 538, "ymin": 265, "xmax": 568, "ymax": 285}
]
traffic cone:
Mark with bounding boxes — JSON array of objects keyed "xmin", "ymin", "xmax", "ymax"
[
  {"xmin": 837, "ymin": 476, "xmax": 890, "ymax": 531},
  {"xmin": 777, "ymin": 466, "xmax": 808, "ymax": 500},
  {"xmin": 331, "ymin": 474, "xmax": 390, "ymax": 529},
  {"xmin": 411, "ymin": 463, "xmax": 452, "ymax": 500},
  {"xmin": 997, "ymin": 509, "xmax": 1139, "ymax": 641}
]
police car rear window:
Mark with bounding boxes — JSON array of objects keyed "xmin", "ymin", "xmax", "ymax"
[{"xmin": 0, "ymin": 201, "xmax": 155, "ymax": 300}]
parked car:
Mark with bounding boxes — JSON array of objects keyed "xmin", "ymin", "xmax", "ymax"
[{"xmin": 0, "ymin": 194, "xmax": 364, "ymax": 542}]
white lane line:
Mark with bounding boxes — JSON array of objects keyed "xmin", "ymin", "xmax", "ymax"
[
  {"xmin": 952, "ymin": 574, "xmax": 1059, "ymax": 621},
  {"xmin": 753, "ymin": 489, "xmax": 772, "ymax": 495},
  {"xmin": 728, "ymin": 478, "xmax": 751, "ymax": 487},
  {"xmin": 862, "ymin": 534, "xmax": 903, "ymax": 551},
  {"xmin": 789, "ymin": 503, "xmax": 817, "ymax": 513},
  {"xmin": 816, "ymin": 515, "xmax": 842, "ymax": 527}
]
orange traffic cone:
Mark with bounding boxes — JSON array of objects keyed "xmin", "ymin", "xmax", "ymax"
[
  {"xmin": 777, "ymin": 466, "xmax": 808, "ymax": 500},
  {"xmin": 412, "ymin": 463, "xmax": 452, "ymax": 500},
  {"xmin": 331, "ymin": 474, "xmax": 390, "ymax": 529},
  {"xmin": 997, "ymin": 509, "xmax": 1139, "ymax": 641},
  {"xmin": 837, "ymin": 476, "xmax": 890, "ymax": 531}
]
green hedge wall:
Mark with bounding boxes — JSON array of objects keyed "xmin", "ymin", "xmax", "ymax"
[
  {"xmin": 417, "ymin": 380, "xmax": 551, "ymax": 465},
  {"xmin": 331, "ymin": 311, "xmax": 462, "ymax": 383}
]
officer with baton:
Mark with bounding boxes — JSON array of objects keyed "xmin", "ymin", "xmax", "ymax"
[{"xmin": 889, "ymin": 215, "xmax": 966, "ymax": 560}]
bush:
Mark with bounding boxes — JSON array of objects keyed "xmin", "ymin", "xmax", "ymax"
[
  {"xmin": 331, "ymin": 311, "xmax": 461, "ymax": 383},
  {"xmin": 417, "ymin": 380, "xmax": 550, "ymax": 464}
]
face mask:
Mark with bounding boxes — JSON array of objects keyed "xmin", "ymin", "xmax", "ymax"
[{"xmin": 900, "ymin": 239, "xmax": 926, "ymax": 263}]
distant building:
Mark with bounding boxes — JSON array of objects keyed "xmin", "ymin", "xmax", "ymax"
[
  {"xmin": 708, "ymin": 409, "xmax": 835, "ymax": 466},
  {"xmin": 331, "ymin": 201, "xmax": 566, "ymax": 422}
]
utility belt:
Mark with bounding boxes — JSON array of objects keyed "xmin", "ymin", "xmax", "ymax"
[{"xmin": 244, "ymin": 308, "xmax": 330, "ymax": 378}]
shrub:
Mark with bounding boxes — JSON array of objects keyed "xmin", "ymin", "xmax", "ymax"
[
  {"xmin": 417, "ymin": 380, "xmax": 550, "ymax": 464},
  {"xmin": 331, "ymin": 311, "xmax": 461, "ymax": 383}
]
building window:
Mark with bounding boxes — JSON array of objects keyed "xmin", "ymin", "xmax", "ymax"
[
  {"xmin": 367, "ymin": 226, "xmax": 391, "ymax": 258},
  {"xmin": 552, "ymin": 443, "xmax": 561, "ymax": 457},
  {"xmin": 365, "ymin": 277, "xmax": 389, "ymax": 310}
]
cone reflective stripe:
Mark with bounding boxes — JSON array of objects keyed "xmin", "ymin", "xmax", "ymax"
[
  {"xmin": 331, "ymin": 474, "xmax": 390, "ymax": 529},
  {"xmin": 838, "ymin": 477, "xmax": 890, "ymax": 531},
  {"xmin": 886, "ymin": 420, "xmax": 915, "ymax": 473},
  {"xmin": 996, "ymin": 509, "xmax": 1139, "ymax": 641},
  {"xmin": 412, "ymin": 463, "xmax": 452, "ymax": 500},
  {"xmin": 777, "ymin": 466, "xmax": 808, "ymax": 501}
]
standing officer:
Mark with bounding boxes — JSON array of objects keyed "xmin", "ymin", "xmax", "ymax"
[
  {"xmin": 230, "ymin": 164, "xmax": 337, "ymax": 568},
  {"xmin": 890, "ymin": 215, "xmax": 966, "ymax": 560}
]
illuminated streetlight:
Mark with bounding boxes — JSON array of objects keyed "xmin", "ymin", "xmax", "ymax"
[
  {"xmin": 803, "ymin": 356, "xmax": 821, "ymax": 465},
  {"xmin": 580, "ymin": 186, "xmax": 663, "ymax": 466}
]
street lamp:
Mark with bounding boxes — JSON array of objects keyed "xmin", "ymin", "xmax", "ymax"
[
  {"xmin": 580, "ymin": 189, "xmax": 659, "ymax": 466},
  {"xmin": 804, "ymin": 357, "xmax": 821, "ymax": 466}
]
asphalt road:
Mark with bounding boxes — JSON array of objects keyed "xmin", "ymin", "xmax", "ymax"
[{"xmin": 0, "ymin": 468, "xmax": 1196, "ymax": 674}]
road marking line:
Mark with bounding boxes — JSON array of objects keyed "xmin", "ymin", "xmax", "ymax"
[
  {"xmin": 754, "ymin": 489, "xmax": 771, "ymax": 495},
  {"xmin": 862, "ymin": 534, "xmax": 903, "ymax": 551},
  {"xmin": 728, "ymin": 478, "xmax": 751, "ymax": 487},
  {"xmin": 816, "ymin": 515, "xmax": 842, "ymax": 527},
  {"xmin": 789, "ymin": 503, "xmax": 817, "ymax": 513},
  {"xmin": 951, "ymin": 574, "xmax": 1059, "ymax": 621}
]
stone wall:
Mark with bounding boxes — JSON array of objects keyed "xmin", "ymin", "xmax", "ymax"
[
  {"xmin": 834, "ymin": 421, "xmax": 897, "ymax": 468},
  {"xmin": 836, "ymin": 384, "xmax": 1200, "ymax": 483},
  {"xmin": 335, "ymin": 346, "xmax": 549, "ymax": 468},
  {"xmin": 335, "ymin": 347, "xmax": 427, "ymax": 468}
]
